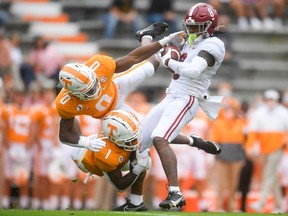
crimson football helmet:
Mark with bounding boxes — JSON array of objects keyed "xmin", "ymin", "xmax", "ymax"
[
  {"xmin": 183, "ymin": 3, "xmax": 218, "ymax": 45},
  {"xmin": 102, "ymin": 110, "xmax": 142, "ymax": 151},
  {"xmin": 59, "ymin": 63, "xmax": 101, "ymax": 100}
]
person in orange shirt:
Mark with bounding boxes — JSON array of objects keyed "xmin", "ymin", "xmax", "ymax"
[
  {"xmin": 71, "ymin": 109, "xmax": 151, "ymax": 211},
  {"xmin": 30, "ymin": 80, "xmax": 60, "ymax": 210},
  {"xmin": 210, "ymin": 98, "xmax": 246, "ymax": 212},
  {"xmin": 2, "ymin": 88, "xmax": 36, "ymax": 209},
  {"xmin": 247, "ymin": 89, "xmax": 288, "ymax": 213},
  {"xmin": 74, "ymin": 115, "xmax": 102, "ymax": 210}
]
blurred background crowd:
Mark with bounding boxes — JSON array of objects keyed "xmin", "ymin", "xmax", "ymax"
[{"xmin": 0, "ymin": 0, "xmax": 288, "ymax": 213}]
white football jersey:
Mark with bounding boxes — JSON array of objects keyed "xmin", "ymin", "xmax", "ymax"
[{"xmin": 168, "ymin": 37, "xmax": 225, "ymax": 97}]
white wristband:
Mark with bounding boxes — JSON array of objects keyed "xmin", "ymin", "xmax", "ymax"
[
  {"xmin": 158, "ymin": 37, "xmax": 169, "ymax": 47},
  {"xmin": 188, "ymin": 136, "xmax": 194, "ymax": 145},
  {"xmin": 78, "ymin": 136, "xmax": 88, "ymax": 148}
]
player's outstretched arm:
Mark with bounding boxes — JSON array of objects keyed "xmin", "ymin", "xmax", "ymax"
[
  {"xmin": 59, "ymin": 117, "xmax": 105, "ymax": 151},
  {"xmin": 114, "ymin": 31, "xmax": 183, "ymax": 73}
]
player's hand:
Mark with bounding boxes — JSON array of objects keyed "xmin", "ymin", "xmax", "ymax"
[
  {"xmin": 133, "ymin": 149, "xmax": 152, "ymax": 175},
  {"xmin": 158, "ymin": 31, "xmax": 184, "ymax": 47},
  {"xmin": 78, "ymin": 135, "xmax": 106, "ymax": 152},
  {"xmin": 160, "ymin": 48, "xmax": 172, "ymax": 67}
]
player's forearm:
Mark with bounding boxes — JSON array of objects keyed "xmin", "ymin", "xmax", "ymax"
[
  {"xmin": 112, "ymin": 172, "xmax": 139, "ymax": 191},
  {"xmin": 168, "ymin": 56, "xmax": 207, "ymax": 79},
  {"xmin": 59, "ymin": 118, "xmax": 82, "ymax": 147},
  {"xmin": 127, "ymin": 42, "xmax": 162, "ymax": 63}
]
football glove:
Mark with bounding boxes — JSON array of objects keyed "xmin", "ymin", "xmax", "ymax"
[
  {"xmin": 78, "ymin": 135, "xmax": 106, "ymax": 152},
  {"xmin": 158, "ymin": 31, "xmax": 184, "ymax": 47},
  {"xmin": 132, "ymin": 149, "xmax": 152, "ymax": 175}
]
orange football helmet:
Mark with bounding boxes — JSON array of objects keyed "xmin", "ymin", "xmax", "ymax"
[
  {"xmin": 102, "ymin": 110, "xmax": 142, "ymax": 151},
  {"xmin": 59, "ymin": 63, "xmax": 101, "ymax": 100}
]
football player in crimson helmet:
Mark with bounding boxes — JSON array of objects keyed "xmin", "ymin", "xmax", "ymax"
[
  {"xmin": 127, "ymin": 2, "xmax": 225, "ymax": 211},
  {"xmin": 71, "ymin": 109, "xmax": 151, "ymax": 193},
  {"xmin": 182, "ymin": 3, "xmax": 218, "ymax": 46}
]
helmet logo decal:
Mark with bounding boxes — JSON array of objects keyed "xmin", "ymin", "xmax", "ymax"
[
  {"xmin": 107, "ymin": 123, "xmax": 117, "ymax": 136},
  {"xmin": 61, "ymin": 77, "xmax": 72, "ymax": 89}
]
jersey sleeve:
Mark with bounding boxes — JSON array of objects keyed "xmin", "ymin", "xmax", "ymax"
[
  {"xmin": 201, "ymin": 37, "xmax": 225, "ymax": 64},
  {"xmin": 54, "ymin": 89, "xmax": 76, "ymax": 119},
  {"xmin": 85, "ymin": 54, "xmax": 116, "ymax": 78}
]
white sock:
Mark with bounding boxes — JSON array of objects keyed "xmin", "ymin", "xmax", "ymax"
[
  {"xmin": 85, "ymin": 198, "xmax": 95, "ymax": 210},
  {"xmin": 129, "ymin": 194, "xmax": 143, "ymax": 206},
  {"xmin": 73, "ymin": 199, "xmax": 83, "ymax": 210},
  {"xmin": 31, "ymin": 198, "xmax": 40, "ymax": 209},
  {"xmin": 188, "ymin": 136, "xmax": 194, "ymax": 145},
  {"xmin": 142, "ymin": 35, "xmax": 153, "ymax": 41},
  {"xmin": 49, "ymin": 195, "xmax": 59, "ymax": 210},
  {"xmin": 60, "ymin": 196, "xmax": 70, "ymax": 210},
  {"xmin": 20, "ymin": 196, "xmax": 29, "ymax": 208},
  {"xmin": 169, "ymin": 186, "xmax": 181, "ymax": 194},
  {"xmin": 2, "ymin": 196, "xmax": 10, "ymax": 208},
  {"xmin": 43, "ymin": 199, "xmax": 50, "ymax": 210}
]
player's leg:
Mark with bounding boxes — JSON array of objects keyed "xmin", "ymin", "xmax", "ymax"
[{"xmin": 151, "ymin": 95, "xmax": 197, "ymax": 209}]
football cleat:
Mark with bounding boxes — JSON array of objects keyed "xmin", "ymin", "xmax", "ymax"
[
  {"xmin": 159, "ymin": 191, "xmax": 186, "ymax": 209},
  {"xmin": 190, "ymin": 135, "xmax": 222, "ymax": 155},
  {"xmin": 113, "ymin": 199, "xmax": 147, "ymax": 211},
  {"xmin": 135, "ymin": 22, "xmax": 168, "ymax": 42}
]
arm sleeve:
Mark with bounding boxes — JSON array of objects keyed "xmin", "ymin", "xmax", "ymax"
[{"xmin": 168, "ymin": 56, "xmax": 208, "ymax": 79}]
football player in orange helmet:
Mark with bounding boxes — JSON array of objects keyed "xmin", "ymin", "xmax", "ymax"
[
  {"xmin": 55, "ymin": 22, "xmax": 183, "ymax": 152},
  {"xmin": 71, "ymin": 110, "xmax": 151, "ymax": 198}
]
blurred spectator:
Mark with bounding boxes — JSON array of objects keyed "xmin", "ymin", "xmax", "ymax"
[
  {"xmin": 27, "ymin": 36, "xmax": 63, "ymax": 83},
  {"xmin": 8, "ymin": 33, "xmax": 25, "ymax": 90},
  {"xmin": 103, "ymin": 0, "xmax": 143, "ymax": 39},
  {"xmin": 281, "ymin": 88, "xmax": 288, "ymax": 108},
  {"xmin": 208, "ymin": 0, "xmax": 249, "ymax": 30},
  {"xmin": 216, "ymin": 15, "xmax": 240, "ymax": 80},
  {"xmin": 238, "ymin": 100, "xmax": 254, "ymax": 212},
  {"xmin": 146, "ymin": 0, "xmax": 178, "ymax": 33},
  {"xmin": 74, "ymin": 115, "xmax": 102, "ymax": 210},
  {"xmin": 2, "ymin": 88, "xmax": 35, "ymax": 209},
  {"xmin": 246, "ymin": 89, "xmax": 288, "ymax": 213},
  {"xmin": 256, "ymin": 0, "xmax": 285, "ymax": 30},
  {"xmin": 0, "ymin": 10, "xmax": 8, "ymax": 29},
  {"xmin": 0, "ymin": 29, "xmax": 12, "ymax": 85},
  {"xmin": 30, "ymin": 80, "xmax": 60, "ymax": 210},
  {"xmin": 211, "ymin": 98, "xmax": 246, "ymax": 212},
  {"xmin": 0, "ymin": 77, "xmax": 5, "ymax": 208}
]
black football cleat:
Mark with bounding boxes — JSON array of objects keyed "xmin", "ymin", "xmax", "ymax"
[
  {"xmin": 190, "ymin": 135, "xmax": 222, "ymax": 155},
  {"xmin": 113, "ymin": 199, "xmax": 147, "ymax": 211},
  {"xmin": 159, "ymin": 191, "xmax": 186, "ymax": 209},
  {"xmin": 135, "ymin": 22, "xmax": 168, "ymax": 42}
]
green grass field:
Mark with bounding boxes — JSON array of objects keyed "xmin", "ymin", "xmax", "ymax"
[{"xmin": 0, "ymin": 210, "xmax": 285, "ymax": 216}]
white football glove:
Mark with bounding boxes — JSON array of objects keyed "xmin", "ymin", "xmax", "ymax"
[
  {"xmin": 158, "ymin": 31, "xmax": 184, "ymax": 47},
  {"xmin": 160, "ymin": 47, "xmax": 173, "ymax": 68},
  {"xmin": 78, "ymin": 135, "xmax": 106, "ymax": 152},
  {"xmin": 132, "ymin": 149, "xmax": 152, "ymax": 175}
]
